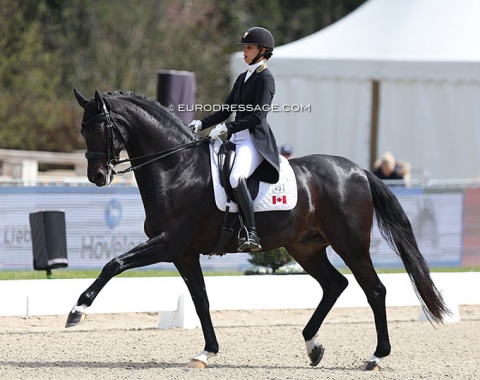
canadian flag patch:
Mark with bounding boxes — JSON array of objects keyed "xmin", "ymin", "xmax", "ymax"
[{"xmin": 272, "ymin": 195, "xmax": 287, "ymax": 204}]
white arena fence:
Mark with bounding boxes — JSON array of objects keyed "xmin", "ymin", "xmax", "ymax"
[{"xmin": 0, "ymin": 273, "xmax": 477, "ymax": 327}]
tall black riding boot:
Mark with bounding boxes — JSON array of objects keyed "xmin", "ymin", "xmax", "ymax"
[{"xmin": 233, "ymin": 177, "xmax": 262, "ymax": 252}]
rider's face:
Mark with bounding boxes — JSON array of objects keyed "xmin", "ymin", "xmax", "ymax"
[{"xmin": 243, "ymin": 44, "xmax": 264, "ymax": 64}]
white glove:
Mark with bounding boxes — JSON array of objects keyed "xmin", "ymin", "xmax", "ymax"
[
  {"xmin": 188, "ymin": 120, "xmax": 202, "ymax": 133},
  {"xmin": 209, "ymin": 123, "xmax": 228, "ymax": 139}
]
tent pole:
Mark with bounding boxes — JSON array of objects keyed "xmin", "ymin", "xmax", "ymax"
[{"xmin": 369, "ymin": 80, "xmax": 380, "ymax": 169}]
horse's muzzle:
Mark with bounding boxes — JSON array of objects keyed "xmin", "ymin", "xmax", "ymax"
[{"xmin": 89, "ymin": 167, "xmax": 112, "ymax": 187}]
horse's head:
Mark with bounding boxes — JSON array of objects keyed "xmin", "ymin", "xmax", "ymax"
[{"xmin": 74, "ymin": 89, "xmax": 125, "ymax": 187}]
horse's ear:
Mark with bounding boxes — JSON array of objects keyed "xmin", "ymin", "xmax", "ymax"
[
  {"xmin": 94, "ymin": 89, "xmax": 105, "ymax": 111},
  {"xmin": 74, "ymin": 88, "xmax": 89, "ymax": 109}
]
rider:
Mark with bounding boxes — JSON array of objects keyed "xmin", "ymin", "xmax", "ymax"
[{"xmin": 189, "ymin": 27, "xmax": 280, "ymax": 252}]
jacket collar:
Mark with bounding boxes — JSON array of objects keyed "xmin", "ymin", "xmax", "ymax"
[
  {"xmin": 242, "ymin": 62, "xmax": 267, "ymax": 88},
  {"xmin": 247, "ymin": 60, "xmax": 265, "ymax": 74}
]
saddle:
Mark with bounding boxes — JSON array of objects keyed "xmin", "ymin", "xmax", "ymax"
[
  {"xmin": 209, "ymin": 141, "xmax": 298, "ymax": 255},
  {"xmin": 217, "ymin": 141, "xmax": 259, "ymax": 202}
]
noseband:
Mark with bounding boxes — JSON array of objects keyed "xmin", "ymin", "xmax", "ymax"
[{"xmin": 82, "ymin": 101, "xmax": 122, "ymax": 174}]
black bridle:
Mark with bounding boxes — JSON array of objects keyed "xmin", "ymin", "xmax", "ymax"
[{"xmin": 82, "ymin": 102, "xmax": 210, "ymax": 176}]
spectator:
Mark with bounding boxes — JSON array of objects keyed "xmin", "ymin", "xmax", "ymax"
[
  {"xmin": 372, "ymin": 151, "xmax": 411, "ymax": 182},
  {"xmin": 280, "ymin": 144, "xmax": 295, "ymax": 159}
]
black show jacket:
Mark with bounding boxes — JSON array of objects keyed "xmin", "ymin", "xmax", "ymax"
[{"xmin": 200, "ymin": 65, "xmax": 280, "ymax": 184}]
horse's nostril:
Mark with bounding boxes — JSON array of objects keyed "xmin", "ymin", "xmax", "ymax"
[{"xmin": 93, "ymin": 172, "xmax": 106, "ymax": 186}]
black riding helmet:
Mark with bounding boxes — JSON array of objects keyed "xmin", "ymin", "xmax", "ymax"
[{"xmin": 238, "ymin": 27, "xmax": 274, "ymax": 64}]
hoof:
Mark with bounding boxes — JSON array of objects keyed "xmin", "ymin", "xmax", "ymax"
[
  {"xmin": 187, "ymin": 359, "xmax": 207, "ymax": 369},
  {"xmin": 362, "ymin": 361, "xmax": 381, "ymax": 371},
  {"xmin": 65, "ymin": 310, "xmax": 86, "ymax": 328},
  {"xmin": 308, "ymin": 344, "xmax": 325, "ymax": 366}
]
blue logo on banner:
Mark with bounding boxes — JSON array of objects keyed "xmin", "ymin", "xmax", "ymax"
[{"xmin": 105, "ymin": 198, "xmax": 122, "ymax": 229}]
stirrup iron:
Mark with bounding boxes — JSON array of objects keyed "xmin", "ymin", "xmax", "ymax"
[{"xmin": 237, "ymin": 215, "xmax": 262, "ymax": 252}]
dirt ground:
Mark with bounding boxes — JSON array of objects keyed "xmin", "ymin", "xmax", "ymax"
[{"xmin": 0, "ymin": 305, "xmax": 479, "ymax": 380}]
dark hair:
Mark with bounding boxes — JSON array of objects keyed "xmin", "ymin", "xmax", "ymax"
[{"xmin": 264, "ymin": 51, "xmax": 273, "ymax": 59}]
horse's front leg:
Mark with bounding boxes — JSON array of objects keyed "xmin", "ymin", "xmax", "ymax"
[
  {"xmin": 65, "ymin": 234, "xmax": 171, "ymax": 327},
  {"xmin": 174, "ymin": 256, "xmax": 219, "ymax": 368}
]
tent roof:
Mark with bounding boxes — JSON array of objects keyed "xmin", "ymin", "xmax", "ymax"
[
  {"xmin": 274, "ymin": 0, "xmax": 480, "ymax": 62},
  {"xmin": 232, "ymin": 0, "xmax": 480, "ymax": 81}
]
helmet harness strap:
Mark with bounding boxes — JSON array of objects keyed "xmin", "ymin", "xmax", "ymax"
[{"xmin": 250, "ymin": 47, "xmax": 265, "ymax": 65}]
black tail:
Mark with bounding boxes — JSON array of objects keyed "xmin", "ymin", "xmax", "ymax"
[{"xmin": 365, "ymin": 170, "xmax": 451, "ymax": 323}]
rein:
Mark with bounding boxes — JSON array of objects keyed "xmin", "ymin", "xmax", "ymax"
[
  {"xmin": 114, "ymin": 137, "xmax": 210, "ymax": 175},
  {"xmin": 82, "ymin": 104, "xmax": 210, "ymax": 175}
]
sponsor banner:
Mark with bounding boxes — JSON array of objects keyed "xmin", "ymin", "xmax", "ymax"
[
  {"xmin": 327, "ymin": 187, "xmax": 464, "ymax": 268},
  {"xmin": 0, "ymin": 186, "xmax": 467, "ymax": 271},
  {"xmin": 0, "ymin": 187, "xmax": 147, "ymax": 270},
  {"xmin": 0, "ymin": 187, "xmax": 253, "ymax": 272}
]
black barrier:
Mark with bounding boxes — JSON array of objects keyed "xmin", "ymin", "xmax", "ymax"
[
  {"xmin": 29, "ymin": 211, "xmax": 68, "ymax": 276},
  {"xmin": 157, "ymin": 69, "xmax": 196, "ymax": 125}
]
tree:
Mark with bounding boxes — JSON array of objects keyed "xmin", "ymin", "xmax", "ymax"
[
  {"xmin": 248, "ymin": 246, "xmax": 293, "ymax": 273},
  {"xmin": 0, "ymin": 0, "xmax": 76, "ymax": 151},
  {"xmin": 0, "ymin": 0, "xmax": 367, "ymax": 152}
]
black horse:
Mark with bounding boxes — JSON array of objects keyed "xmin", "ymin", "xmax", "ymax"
[{"xmin": 68, "ymin": 89, "xmax": 450, "ymax": 370}]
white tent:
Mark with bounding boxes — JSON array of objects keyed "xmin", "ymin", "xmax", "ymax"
[{"xmin": 230, "ymin": 0, "xmax": 480, "ymax": 180}]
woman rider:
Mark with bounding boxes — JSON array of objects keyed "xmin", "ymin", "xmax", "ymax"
[{"xmin": 189, "ymin": 27, "xmax": 280, "ymax": 252}]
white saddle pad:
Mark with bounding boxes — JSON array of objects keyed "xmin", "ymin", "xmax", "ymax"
[{"xmin": 209, "ymin": 139, "xmax": 298, "ymax": 213}]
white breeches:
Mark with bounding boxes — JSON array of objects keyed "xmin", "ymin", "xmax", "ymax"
[{"xmin": 229, "ymin": 130, "xmax": 264, "ymax": 188}]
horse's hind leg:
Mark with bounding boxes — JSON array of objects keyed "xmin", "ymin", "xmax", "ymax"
[
  {"xmin": 341, "ymin": 251, "xmax": 390, "ymax": 370},
  {"xmin": 288, "ymin": 245, "xmax": 349, "ymax": 366}
]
